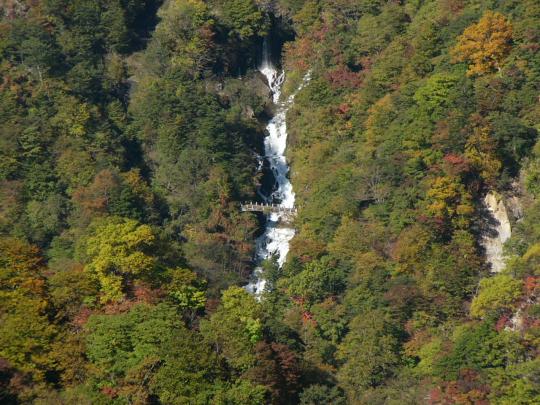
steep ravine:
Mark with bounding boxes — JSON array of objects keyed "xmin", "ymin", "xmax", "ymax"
[
  {"xmin": 480, "ymin": 189, "xmax": 528, "ymax": 331},
  {"xmin": 246, "ymin": 44, "xmax": 310, "ymax": 295},
  {"xmin": 481, "ymin": 186, "xmax": 524, "ymax": 274}
]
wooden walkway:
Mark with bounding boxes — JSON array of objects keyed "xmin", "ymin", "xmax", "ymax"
[{"xmin": 241, "ymin": 202, "xmax": 297, "ymax": 216}]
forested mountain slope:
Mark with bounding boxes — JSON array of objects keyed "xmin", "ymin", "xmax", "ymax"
[{"xmin": 0, "ymin": 0, "xmax": 539, "ymax": 404}]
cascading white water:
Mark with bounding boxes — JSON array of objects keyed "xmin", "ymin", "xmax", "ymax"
[
  {"xmin": 259, "ymin": 40, "xmax": 285, "ymax": 104},
  {"xmin": 246, "ymin": 43, "xmax": 311, "ymax": 296}
]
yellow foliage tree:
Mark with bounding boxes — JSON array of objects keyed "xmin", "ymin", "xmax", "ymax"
[
  {"xmin": 392, "ymin": 224, "xmax": 432, "ymax": 274},
  {"xmin": 465, "ymin": 123, "xmax": 502, "ymax": 185},
  {"xmin": 82, "ymin": 217, "xmax": 156, "ymax": 303},
  {"xmin": 425, "ymin": 176, "xmax": 474, "ymax": 228},
  {"xmin": 365, "ymin": 94, "xmax": 396, "ymax": 148},
  {"xmin": 451, "ymin": 11, "xmax": 513, "ymax": 76},
  {"xmin": 0, "ymin": 238, "xmax": 57, "ymax": 381}
]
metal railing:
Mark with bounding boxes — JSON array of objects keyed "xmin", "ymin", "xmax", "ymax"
[{"xmin": 240, "ymin": 202, "xmax": 297, "ymax": 215}]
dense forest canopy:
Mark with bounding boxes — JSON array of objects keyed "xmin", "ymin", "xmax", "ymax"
[{"xmin": 0, "ymin": 0, "xmax": 539, "ymax": 404}]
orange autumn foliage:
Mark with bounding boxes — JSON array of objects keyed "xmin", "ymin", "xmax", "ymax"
[{"xmin": 452, "ymin": 11, "xmax": 513, "ymax": 76}]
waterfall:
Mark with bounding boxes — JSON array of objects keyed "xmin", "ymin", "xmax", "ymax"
[
  {"xmin": 246, "ymin": 41, "xmax": 311, "ymax": 296},
  {"xmin": 259, "ymin": 40, "xmax": 285, "ymax": 103}
]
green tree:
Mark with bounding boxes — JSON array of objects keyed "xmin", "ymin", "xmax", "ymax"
[
  {"xmin": 489, "ymin": 359, "xmax": 540, "ymax": 405},
  {"xmin": 85, "ymin": 304, "xmax": 179, "ymax": 377},
  {"xmin": 149, "ymin": 329, "xmax": 226, "ymax": 404},
  {"xmin": 299, "ymin": 384, "xmax": 346, "ymax": 405},
  {"xmin": 216, "ymin": 0, "xmax": 268, "ymax": 40},
  {"xmin": 336, "ymin": 310, "xmax": 400, "ymax": 401},
  {"xmin": 285, "ymin": 256, "xmax": 346, "ymax": 305},
  {"xmin": 470, "ymin": 274, "xmax": 522, "ymax": 319},
  {"xmin": 85, "ymin": 303, "xmax": 203, "ymax": 403},
  {"xmin": 200, "ymin": 287, "xmax": 263, "ymax": 371},
  {"xmin": 436, "ymin": 321, "xmax": 524, "ymax": 379},
  {"xmin": 152, "ymin": 0, "xmax": 214, "ymax": 76},
  {"xmin": 413, "ymin": 73, "xmax": 459, "ymax": 120},
  {"xmin": 165, "ymin": 267, "xmax": 207, "ymax": 324},
  {"xmin": 212, "ymin": 379, "xmax": 268, "ymax": 405}
]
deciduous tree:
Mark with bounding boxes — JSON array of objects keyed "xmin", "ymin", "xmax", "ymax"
[
  {"xmin": 452, "ymin": 11, "xmax": 513, "ymax": 76},
  {"xmin": 79, "ymin": 217, "xmax": 156, "ymax": 303}
]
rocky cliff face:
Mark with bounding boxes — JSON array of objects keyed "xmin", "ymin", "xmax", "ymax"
[{"xmin": 482, "ymin": 191, "xmax": 512, "ymax": 273}]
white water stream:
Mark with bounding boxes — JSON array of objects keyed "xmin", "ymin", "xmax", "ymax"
[{"xmin": 246, "ymin": 44, "xmax": 310, "ymax": 295}]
